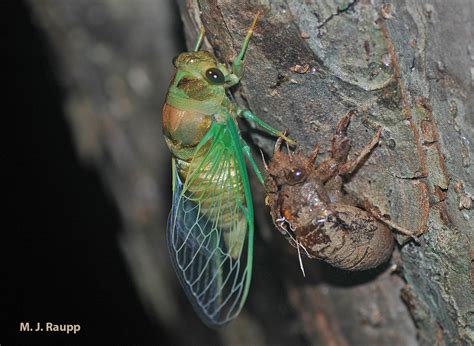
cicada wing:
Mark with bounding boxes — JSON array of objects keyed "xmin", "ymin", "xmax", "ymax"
[{"xmin": 167, "ymin": 122, "xmax": 254, "ymax": 327}]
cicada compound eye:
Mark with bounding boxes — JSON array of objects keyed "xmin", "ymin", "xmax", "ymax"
[
  {"xmin": 205, "ymin": 68, "xmax": 225, "ymax": 84},
  {"xmin": 286, "ymin": 167, "xmax": 306, "ymax": 185}
]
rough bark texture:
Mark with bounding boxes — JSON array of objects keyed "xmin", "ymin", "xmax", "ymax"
[{"xmin": 28, "ymin": 0, "xmax": 472, "ymax": 345}]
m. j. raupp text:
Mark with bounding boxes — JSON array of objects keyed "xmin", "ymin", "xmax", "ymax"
[{"xmin": 20, "ymin": 322, "xmax": 81, "ymax": 334}]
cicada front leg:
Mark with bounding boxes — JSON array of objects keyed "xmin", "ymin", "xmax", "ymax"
[
  {"xmin": 193, "ymin": 26, "xmax": 206, "ymax": 52},
  {"xmin": 222, "ymin": 12, "xmax": 261, "ymax": 88},
  {"xmin": 232, "ymin": 11, "xmax": 262, "ymax": 78}
]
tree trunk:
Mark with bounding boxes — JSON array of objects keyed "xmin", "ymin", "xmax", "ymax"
[{"xmin": 28, "ymin": 0, "xmax": 472, "ymax": 345}]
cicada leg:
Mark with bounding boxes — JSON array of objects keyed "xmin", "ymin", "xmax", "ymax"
[
  {"xmin": 242, "ymin": 142, "xmax": 265, "ymax": 185},
  {"xmin": 331, "ymin": 110, "xmax": 354, "ymax": 163},
  {"xmin": 232, "ymin": 11, "xmax": 262, "ymax": 78},
  {"xmin": 338, "ymin": 126, "xmax": 382, "ymax": 176},
  {"xmin": 238, "ymin": 108, "xmax": 296, "ymax": 145},
  {"xmin": 359, "ymin": 198, "xmax": 423, "ymax": 241},
  {"xmin": 193, "ymin": 26, "xmax": 206, "ymax": 52}
]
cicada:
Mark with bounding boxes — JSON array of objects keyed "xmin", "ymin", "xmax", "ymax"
[{"xmin": 162, "ymin": 12, "xmax": 293, "ymax": 326}]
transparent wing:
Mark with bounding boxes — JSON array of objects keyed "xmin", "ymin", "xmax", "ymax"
[{"xmin": 167, "ymin": 120, "xmax": 254, "ymax": 327}]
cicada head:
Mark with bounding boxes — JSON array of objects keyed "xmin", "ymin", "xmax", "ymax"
[
  {"xmin": 265, "ymin": 138, "xmax": 331, "ymax": 234},
  {"xmin": 171, "ymin": 51, "xmax": 231, "ymax": 102},
  {"xmin": 265, "ymin": 138, "xmax": 319, "ymax": 191}
]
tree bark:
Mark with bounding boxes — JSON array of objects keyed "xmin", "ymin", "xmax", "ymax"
[
  {"xmin": 179, "ymin": 0, "xmax": 473, "ymax": 345},
  {"xmin": 29, "ymin": 0, "xmax": 472, "ymax": 345}
]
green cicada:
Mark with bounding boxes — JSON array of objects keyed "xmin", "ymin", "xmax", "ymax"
[{"xmin": 162, "ymin": 12, "xmax": 293, "ymax": 326}]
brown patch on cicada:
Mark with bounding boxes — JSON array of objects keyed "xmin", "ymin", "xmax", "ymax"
[
  {"xmin": 265, "ymin": 111, "xmax": 421, "ymax": 271},
  {"xmin": 176, "ymin": 77, "xmax": 214, "ymax": 101}
]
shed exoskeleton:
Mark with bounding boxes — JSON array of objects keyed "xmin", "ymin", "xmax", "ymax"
[{"xmin": 264, "ymin": 111, "xmax": 419, "ymax": 271}]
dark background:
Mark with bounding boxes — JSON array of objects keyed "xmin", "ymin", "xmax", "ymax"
[{"xmin": 7, "ymin": 1, "xmax": 166, "ymax": 344}]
